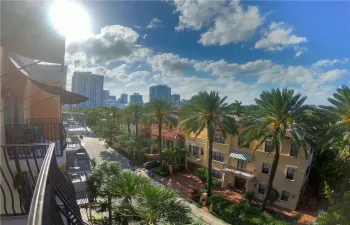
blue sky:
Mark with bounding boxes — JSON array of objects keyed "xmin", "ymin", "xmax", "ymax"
[{"xmin": 65, "ymin": 0, "xmax": 350, "ymax": 104}]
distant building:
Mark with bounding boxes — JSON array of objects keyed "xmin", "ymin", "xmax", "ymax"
[
  {"xmin": 72, "ymin": 71, "xmax": 104, "ymax": 109},
  {"xmin": 103, "ymin": 90, "xmax": 110, "ymax": 100},
  {"xmin": 171, "ymin": 94, "xmax": 180, "ymax": 105},
  {"xmin": 108, "ymin": 95, "xmax": 116, "ymax": 101},
  {"xmin": 120, "ymin": 93, "xmax": 128, "ymax": 104},
  {"xmin": 103, "ymin": 99, "xmax": 120, "ymax": 108},
  {"xmin": 149, "ymin": 85, "xmax": 171, "ymax": 102},
  {"xmin": 130, "ymin": 93, "xmax": 143, "ymax": 105}
]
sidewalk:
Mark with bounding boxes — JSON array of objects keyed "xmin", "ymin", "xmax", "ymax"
[{"xmin": 183, "ymin": 200, "xmax": 228, "ymax": 225}]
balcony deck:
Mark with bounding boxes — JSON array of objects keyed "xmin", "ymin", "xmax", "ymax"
[
  {"xmin": 0, "ymin": 143, "xmax": 85, "ymax": 225},
  {"xmin": 222, "ymin": 164, "xmax": 255, "ymax": 179},
  {"xmin": 0, "ymin": 215, "xmax": 28, "ymax": 225}
]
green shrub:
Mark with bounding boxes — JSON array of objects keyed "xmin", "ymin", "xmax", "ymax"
[
  {"xmin": 244, "ymin": 191, "xmax": 256, "ymax": 204},
  {"xmin": 194, "ymin": 167, "xmax": 207, "ymax": 182},
  {"xmin": 209, "ymin": 195, "xmax": 291, "ymax": 225}
]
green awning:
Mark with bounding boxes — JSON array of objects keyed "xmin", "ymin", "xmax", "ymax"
[{"xmin": 229, "ymin": 150, "xmax": 253, "ymax": 161}]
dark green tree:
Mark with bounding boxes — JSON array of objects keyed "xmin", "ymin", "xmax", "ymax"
[
  {"xmin": 322, "ymin": 85, "xmax": 350, "ymax": 200},
  {"xmin": 142, "ymin": 99, "xmax": 178, "ymax": 164}
]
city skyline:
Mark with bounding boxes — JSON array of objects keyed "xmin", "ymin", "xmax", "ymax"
[{"xmin": 65, "ymin": 1, "xmax": 350, "ymax": 105}]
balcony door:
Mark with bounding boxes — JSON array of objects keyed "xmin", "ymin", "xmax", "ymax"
[{"xmin": 237, "ymin": 159, "xmax": 247, "ymax": 170}]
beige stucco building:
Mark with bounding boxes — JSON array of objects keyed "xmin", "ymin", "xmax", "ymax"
[{"xmin": 184, "ymin": 129, "xmax": 312, "ymax": 210}]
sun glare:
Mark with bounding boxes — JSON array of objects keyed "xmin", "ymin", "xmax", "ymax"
[{"xmin": 50, "ymin": 1, "xmax": 91, "ymax": 41}]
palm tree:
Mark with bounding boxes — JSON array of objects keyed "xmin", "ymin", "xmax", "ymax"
[
  {"xmin": 180, "ymin": 91, "xmax": 238, "ymax": 197},
  {"xmin": 107, "ymin": 170, "xmax": 151, "ymax": 224},
  {"xmin": 87, "ymin": 161, "xmax": 122, "ymax": 225},
  {"xmin": 240, "ymin": 88, "xmax": 311, "ymax": 210},
  {"xmin": 164, "ymin": 146, "xmax": 188, "ymax": 168},
  {"xmin": 232, "ymin": 100, "xmax": 243, "ymax": 117},
  {"xmin": 128, "ymin": 103, "xmax": 144, "ymax": 136},
  {"xmin": 135, "ymin": 184, "xmax": 192, "ymax": 224},
  {"xmin": 322, "ymin": 85, "xmax": 350, "ymax": 200},
  {"xmin": 122, "ymin": 108, "xmax": 133, "ymax": 135},
  {"xmin": 142, "ymin": 99, "xmax": 178, "ymax": 163}
]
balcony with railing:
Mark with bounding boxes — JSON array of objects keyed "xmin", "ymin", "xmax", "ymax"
[
  {"xmin": 5, "ymin": 118, "xmax": 67, "ymax": 157},
  {"xmin": 222, "ymin": 164, "xmax": 255, "ymax": 178},
  {"xmin": 0, "ymin": 143, "xmax": 85, "ymax": 225},
  {"xmin": 187, "ymin": 152, "xmax": 201, "ymax": 162}
]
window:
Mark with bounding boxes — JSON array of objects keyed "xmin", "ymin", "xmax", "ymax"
[
  {"xmin": 286, "ymin": 167, "xmax": 296, "ymax": 180},
  {"xmin": 212, "ymin": 151, "xmax": 224, "ymax": 162},
  {"xmin": 237, "ymin": 159, "xmax": 247, "ymax": 170},
  {"xmin": 265, "ymin": 141, "xmax": 274, "ymax": 153},
  {"xmin": 262, "ymin": 163, "xmax": 270, "ymax": 174},
  {"xmin": 281, "ymin": 191, "xmax": 290, "ymax": 201},
  {"xmin": 201, "ymin": 148, "xmax": 204, "ymax": 155},
  {"xmin": 290, "ymin": 144, "xmax": 297, "ymax": 157},
  {"xmin": 188, "ymin": 145, "xmax": 192, "ymax": 153},
  {"xmin": 238, "ymin": 136, "xmax": 249, "ymax": 148},
  {"xmin": 166, "ymin": 140, "xmax": 173, "ymax": 147},
  {"xmin": 212, "ymin": 169, "xmax": 222, "ymax": 179},
  {"xmin": 258, "ymin": 184, "xmax": 266, "ymax": 195},
  {"xmin": 214, "ymin": 133, "xmax": 225, "ymax": 144},
  {"xmin": 193, "ymin": 146, "xmax": 199, "ymax": 157}
]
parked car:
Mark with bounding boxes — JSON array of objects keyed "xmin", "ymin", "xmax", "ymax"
[{"xmin": 143, "ymin": 160, "xmax": 160, "ymax": 169}]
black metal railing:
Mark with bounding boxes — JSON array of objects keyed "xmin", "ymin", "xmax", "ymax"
[
  {"xmin": 223, "ymin": 164, "xmax": 254, "ymax": 175},
  {"xmin": 0, "ymin": 143, "xmax": 85, "ymax": 224},
  {"xmin": 5, "ymin": 120, "xmax": 66, "ymax": 157},
  {"xmin": 26, "ymin": 118, "xmax": 62, "ymax": 124}
]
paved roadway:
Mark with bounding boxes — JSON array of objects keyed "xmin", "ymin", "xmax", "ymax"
[{"xmin": 83, "ymin": 136, "xmax": 131, "ymax": 168}]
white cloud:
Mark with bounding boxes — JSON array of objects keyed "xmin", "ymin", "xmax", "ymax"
[
  {"xmin": 173, "ymin": 0, "xmax": 264, "ymax": 46},
  {"xmin": 66, "ymin": 25, "xmax": 151, "ymax": 64},
  {"xmin": 143, "ymin": 34, "xmax": 148, "ymax": 39},
  {"xmin": 147, "ymin": 53, "xmax": 193, "ymax": 77},
  {"xmin": 255, "ymin": 22, "xmax": 307, "ymax": 52},
  {"xmin": 146, "ymin": 18, "xmax": 162, "ymax": 29},
  {"xmin": 312, "ymin": 58, "xmax": 349, "ymax": 68},
  {"xmin": 134, "ymin": 25, "xmax": 141, "ymax": 29},
  {"xmin": 199, "ymin": 1, "xmax": 264, "ymax": 46},
  {"xmin": 319, "ymin": 69, "xmax": 349, "ymax": 82},
  {"xmin": 194, "ymin": 59, "xmax": 273, "ymax": 76},
  {"xmin": 174, "ymin": 0, "xmax": 226, "ymax": 30}
]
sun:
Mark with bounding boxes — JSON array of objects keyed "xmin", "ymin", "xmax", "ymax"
[{"xmin": 50, "ymin": 1, "xmax": 91, "ymax": 41}]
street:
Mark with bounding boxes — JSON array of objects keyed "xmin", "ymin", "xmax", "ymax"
[
  {"xmin": 81, "ymin": 136, "xmax": 227, "ymax": 225},
  {"xmin": 83, "ymin": 137, "xmax": 131, "ymax": 169}
]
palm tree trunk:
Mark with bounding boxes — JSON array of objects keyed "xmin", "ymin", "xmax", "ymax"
[
  {"xmin": 135, "ymin": 120, "xmax": 139, "ymax": 136},
  {"xmin": 337, "ymin": 162, "xmax": 350, "ymax": 201},
  {"xmin": 108, "ymin": 195, "xmax": 112, "ymax": 225},
  {"xmin": 158, "ymin": 123, "xmax": 163, "ymax": 165},
  {"xmin": 207, "ymin": 138, "xmax": 213, "ymax": 197},
  {"xmin": 262, "ymin": 146, "xmax": 280, "ymax": 210}
]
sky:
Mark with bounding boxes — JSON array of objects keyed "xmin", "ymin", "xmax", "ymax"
[{"xmin": 64, "ymin": 0, "xmax": 350, "ymax": 105}]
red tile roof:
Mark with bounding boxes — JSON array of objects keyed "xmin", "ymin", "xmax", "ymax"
[{"xmin": 148, "ymin": 126, "xmax": 185, "ymax": 139}]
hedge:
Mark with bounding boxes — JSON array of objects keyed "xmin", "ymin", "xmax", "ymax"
[{"xmin": 209, "ymin": 195, "xmax": 291, "ymax": 225}]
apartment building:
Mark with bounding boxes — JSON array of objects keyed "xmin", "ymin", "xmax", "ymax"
[
  {"xmin": 72, "ymin": 71, "xmax": 104, "ymax": 109},
  {"xmin": 1, "ymin": 1, "xmax": 88, "ymax": 224},
  {"xmin": 185, "ymin": 129, "xmax": 312, "ymax": 210},
  {"xmin": 147, "ymin": 125, "xmax": 185, "ymax": 153}
]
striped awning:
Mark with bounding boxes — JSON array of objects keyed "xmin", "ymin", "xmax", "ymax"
[{"xmin": 229, "ymin": 150, "xmax": 253, "ymax": 161}]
